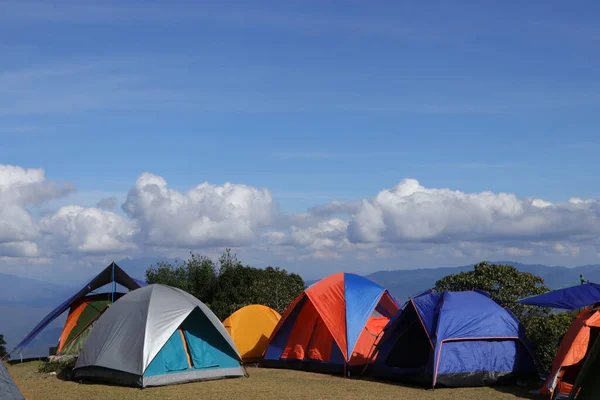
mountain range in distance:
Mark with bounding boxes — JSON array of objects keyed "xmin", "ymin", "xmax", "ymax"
[{"xmin": 2, "ymin": 259, "xmax": 599, "ymax": 357}]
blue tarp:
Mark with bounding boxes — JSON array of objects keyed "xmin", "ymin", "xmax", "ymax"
[
  {"xmin": 517, "ymin": 282, "xmax": 600, "ymax": 310},
  {"xmin": 14, "ymin": 262, "xmax": 142, "ymax": 352}
]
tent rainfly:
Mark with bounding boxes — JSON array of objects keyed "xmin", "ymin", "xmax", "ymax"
[{"xmin": 14, "ymin": 262, "xmax": 144, "ymax": 356}]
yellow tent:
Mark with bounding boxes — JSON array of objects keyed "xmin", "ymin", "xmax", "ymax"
[{"xmin": 223, "ymin": 304, "xmax": 281, "ymax": 363}]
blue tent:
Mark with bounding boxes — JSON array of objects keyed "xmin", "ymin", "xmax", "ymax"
[
  {"xmin": 518, "ymin": 282, "xmax": 600, "ymax": 310},
  {"xmin": 369, "ymin": 290, "xmax": 539, "ymax": 387}
]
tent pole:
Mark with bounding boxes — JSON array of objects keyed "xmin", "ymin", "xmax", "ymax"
[{"xmin": 111, "ymin": 262, "xmax": 115, "ymax": 304}]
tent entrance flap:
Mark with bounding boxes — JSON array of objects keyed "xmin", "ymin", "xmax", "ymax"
[{"xmin": 385, "ymin": 318, "xmax": 431, "ymax": 370}]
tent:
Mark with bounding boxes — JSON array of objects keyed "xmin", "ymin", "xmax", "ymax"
[
  {"xmin": 0, "ymin": 361, "xmax": 24, "ymax": 400},
  {"xmin": 74, "ymin": 284, "xmax": 244, "ymax": 387},
  {"xmin": 518, "ymin": 282, "xmax": 600, "ymax": 310},
  {"xmin": 369, "ymin": 290, "xmax": 539, "ymax": 387},
  {"xmin": 223, "ymin": 305, "xmax": 281, "ymax": 363},
  {"xmin": 57, "ymin": 293, "xmax": 125, "ymax": 355},
  {"xmin": 567, "ymin": 318, "xmax": 600, "ymax": 400},
  {"xmin": 15, "ymin": 262, "xmax": 144, "ymax": 356},
  {"xmin": 540, "ymin": 308, "xmax": 600, "ymax": 399},
  {"xmin": 263, "ymin": 272, "xmax": 400, "ymax": 374}
]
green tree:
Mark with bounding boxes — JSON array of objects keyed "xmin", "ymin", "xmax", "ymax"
[
  {"xmin": 211, "ymin": 263, "xmax": 256, "ymax": 319},
  {"xmin": 249, "ymin": 267, "xmax": 305, "ymax": 314},
  {"xmin": 146, "ymin": 249, "xmax": 305, "ymax": 321},
  {"xmin": 145, "ymin": 252, "xmax": 217, "ymax": 304},
  {"xmin": 434, "ymin": 261, "xmax": 576, "ymax": 373},
  {"xmin": 0, "ymin": 333, "xmax": 8, "ymax": 359}
]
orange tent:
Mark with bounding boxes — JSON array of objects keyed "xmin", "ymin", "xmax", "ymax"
[
  {"xmin": 223, "ymin": 305, "xmax": 281, "ymax": 363},
  {"xmin": 541, "ymin": 308, "xmax": 600, "ymax": 399},
  {"xmin": 263, "ymin": 273, "xmax": 400, "ymax": 374}
]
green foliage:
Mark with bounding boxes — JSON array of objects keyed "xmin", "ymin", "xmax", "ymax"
[
  {"xmin": 146, "ymin": 253, "xmax": 217, "ymax": 304},
  {"xmin": 0, "ymin": 333, "xmax": 8, "ymax": 359},
  {"xmin": 38, "ymin": 356, "xmax": 77, "ymax": 379},
  {"xmin": 434, "ymin": 261, "xmax": 576, "ymax": 373},
  {"xmin": 146, "ymin": 249, "xmax": 305, "ymax": 320}
]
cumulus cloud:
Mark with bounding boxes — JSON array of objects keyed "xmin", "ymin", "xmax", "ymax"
[
  {"xmin": 39, "ymin": 205, "xmax": 136, "ymax": 254},
  {"xmin": 347, "ymin": 178, "xmax": 600, "ymax": 245},
  {"xmin": 1, "ymin": 163, "xmax": 599, "ymax": 269},
  {"xmin": 122, "ymin": 173, "xmax": 275, "ymax": 248},
  {"xmin": 0, "ymin": 164, "xmax": 72, "ymax": 252},
  {"xmin": 0, "ymin": 164, "xmax": 73, "ymax": 205}
]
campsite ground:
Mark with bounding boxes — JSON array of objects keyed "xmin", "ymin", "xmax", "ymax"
[{"xmin": 9, "ymin": 362, "xmax": 535, "ymax": 400}]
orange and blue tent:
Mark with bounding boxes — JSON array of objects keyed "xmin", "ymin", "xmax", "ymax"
[{"xmin": 263, "ymin": 272, "xmax": 400, "ymax": 374}]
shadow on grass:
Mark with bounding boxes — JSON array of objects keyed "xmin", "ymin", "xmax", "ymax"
[
  {"xmin": 491, "ymin": 381, "xmax": 543, "ymax": 399},
  {"xmin": 359, "ymin": 374, "xmax": 543, "ymax": 399}
]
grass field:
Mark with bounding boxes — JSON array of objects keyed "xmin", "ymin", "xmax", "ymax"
[{"xmin": 8, "ymin": 362, "xmax": 536, "ymax": 400}]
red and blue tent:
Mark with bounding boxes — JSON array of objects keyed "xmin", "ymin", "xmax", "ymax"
[
  {"xmin": 263, "ymin": 272, "xmax": 400, "ymax": 374},
  {"xmin": 368, "ymin": 290, "xmax": 539, "ymax": 387}
]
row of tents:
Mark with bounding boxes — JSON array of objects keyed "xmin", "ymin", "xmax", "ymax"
[{"xmin": 6, "ymin": 263, "xmax": 600, "ymax": 398}]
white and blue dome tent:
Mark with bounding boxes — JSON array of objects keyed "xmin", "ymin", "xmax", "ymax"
[{"xmin": 74, "ymin": 284, "xmax": 244, "ymax": 387}]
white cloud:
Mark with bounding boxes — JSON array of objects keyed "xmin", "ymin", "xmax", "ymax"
[
  {"xmin": 39, "ymin": 206, "xmax": 136, "ymax": 254},
  {"xmin": 0, "ymin": 241, "xmax": 40, "ymax": 258},
  {"xmin": 122, "ymin": 173, "xmax": 274, "ymax": 248},
  {"xmin": 0, "ymin": 164, "xmax": 72, "ymax": 246},
  {"xmin": 1, "ymin": 164, "xmax": 599, "ymax": 272},
  {"xmin": 532, "ymin": 198, "xmax": 552, "ymax": 208},
  {"xmin": 347, "ymin": 178, "xmax": 599, "ymax": 244}
]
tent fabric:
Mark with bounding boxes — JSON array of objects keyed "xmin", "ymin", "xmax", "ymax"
[
  {"xmin": 0, "ymin": 362, "xmax": 24, "ymax": 400},
  {"xmin": 263, "ymin": 272, "xmax": 400, "ymax": 373},
  {"xmin": 518, "ymin": 282, "xmax": 600, "ymax": 310},
  {"xmin": 541, "ymin": 308, "xmax": 600, "ymax": 399},
  {"xmin": 370, "ymin": 290, "xmax": 539, "ymax": 388},
  {"xmin": 57, "ymin": 294, "xmax": 121, "ymax": 355},
  {"xmin": 568, "ymin": 323, "xmax": 600, "ymax": 400},
  {"xmin": 223, "ymin": 305, "xmax": 281, "ymax": 363},
  {"xmin": 74, "ymin": 284, "xmax": 243, "ymax": 387},
  {"xmin": 15, "ymin": 262, "xmax": 142, "ymax": 351}
]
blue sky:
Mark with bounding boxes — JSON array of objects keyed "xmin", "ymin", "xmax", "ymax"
[{"xmin": 1, "ymin": 1, "xmax": 599, "ymax": 281}]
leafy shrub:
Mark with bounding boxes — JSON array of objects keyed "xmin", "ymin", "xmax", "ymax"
[{"xmin": 38, "ymin": 356, "xmax": 77, "ymax": 380}]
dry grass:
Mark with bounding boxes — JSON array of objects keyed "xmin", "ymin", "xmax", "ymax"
[{"xmin": 8, "ymin": 361, "xmax": 535, "ymax": 400}]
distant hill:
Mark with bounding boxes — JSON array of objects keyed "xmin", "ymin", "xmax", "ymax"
[{"xmin": 307, "ymin": 261, "xmax": 600, "ymax": 305}]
